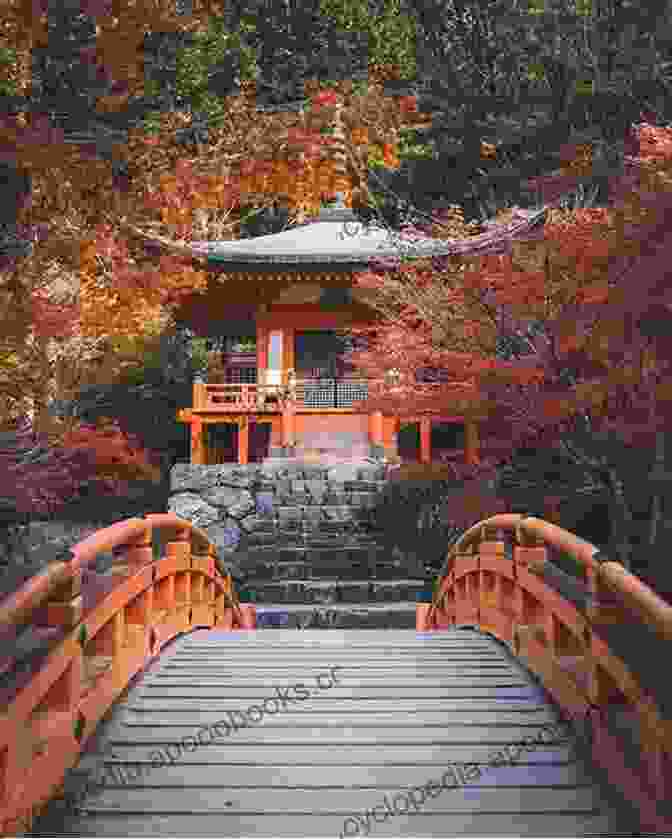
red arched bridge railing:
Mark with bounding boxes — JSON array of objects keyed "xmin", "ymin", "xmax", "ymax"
[
  {"xmin": 417, "ymin": 512, "xmax": 672, "ymax": 834},
  {"xmin": 0, "ymin": 514, "xmax": 256, "ymax": 836}
]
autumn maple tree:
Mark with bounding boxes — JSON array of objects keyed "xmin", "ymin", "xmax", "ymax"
[
  {"xmin": 0, "ymin": 28, "xmax": 426, "ymax": 518},
  {"xmin": 340, "ymin": 122, "xmax": 672, "ymax": 576}
]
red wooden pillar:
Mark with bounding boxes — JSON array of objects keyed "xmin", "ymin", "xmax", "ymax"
[
  {"xmin": 369, "ymin": 410, "xmax": 383, "ymax": 453},
  {"xmin": 420, "ymin": 417, "xmax": 431, "ymax": 463},
  {"xmin": 191, "ymin": 416, "xmax": 205, "ymax": 465},
  {"xmin": 390, "ymin": 415, "xmax": 401, "ymax": 460},
  {"xmin": 257, "ymin": 325, "xmax": 268, "ymax": 375},
  {"xmin": 465, "ymin": 420, "xmax": 480, "ymax": 465},
  {"xmin": 238, "ymin": 417, "xmax": 249, "ymax": 465},
  {"xmin": 283, "ymin": 327, "xmax": 295, "ymax": 382},
  {"xmin": 282, "ymin": 408, "xmax": 295, "ymax": 447}
]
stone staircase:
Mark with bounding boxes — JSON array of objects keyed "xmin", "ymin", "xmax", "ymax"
[{"xmin": 241, "ymin": 458, "xmax": 426, "ymax": 629}]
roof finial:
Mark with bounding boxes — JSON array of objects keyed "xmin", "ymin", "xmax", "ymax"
[
  {"xmin": 310, "ymin": 101, "xmax": 358, "ymax": 222},
  {"xmin": 332, "ymin": 101, "xmax": 349, "ymax": 198}
]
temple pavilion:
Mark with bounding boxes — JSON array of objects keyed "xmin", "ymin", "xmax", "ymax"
[{"xmin": 167, "ymin": 99, "xmax": 547, "ymax": 466}]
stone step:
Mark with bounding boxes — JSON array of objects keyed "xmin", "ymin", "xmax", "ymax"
[
  {"xmin": 254, "ymin": 603, "xmax": 417, "ymax": 630},
  {"xmin": 255, "ymin": 491, "xmax": 382, "ymax": 507},
  {"xmin": 260, "ymin": 565, "xmax": 410, "ymax": 582},
  {"xmin": 241, "ymin": 516, "xmax": 376, "ymax": 535},
  {"xmin": 234, "ymin": 548, "xmax": 414, "ymax": 582},
  {"xmin": 245, "ymin": 526, "xmax": 376, "ymax": 541},
  {"xmin": 272, "ymin": 505, "xmax": 373, "ymax": 521},
  {"xmin": 238, "ymin": 561, "xmax": 412, "ymax": 583},
  {"xmin": 245, "ymin": 537, "xmax": 381, "ymax": 551},
  {"xmin": 245, "ymin": 520, "xmax": 378, "ymax": 534},
  {"xmin": 251, "ymin": 512, "xmax": 376, "ymax": 525},
  {"xmin": 244, "ymin": 578, "xmax": 427, "ymax": 604},
  {"xmin": 245, "ymin": 537, "xmax": 380, "ymax": 551},
  {"xmin": 254, "ymin": 482, "xmax": 387, "ymax": 496},
  {"xmin": 246, "ymin": 511, "xmax": 380, "ymax": 528},
  {"xmin": 240, "ymin": 546, "xmax": 389, "ymax": 563},
  {"xmin": 255, "ymin": 467, "xmax": 387, "ymax": 491},
  {"xmin": 248, "ymin": 527, "xmax": 380, "ymax": 541}
]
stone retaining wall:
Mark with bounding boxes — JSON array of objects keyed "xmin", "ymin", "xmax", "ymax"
[{"xmin": 168, "ymin": 460, "xmax": 388, "ymax": 581}]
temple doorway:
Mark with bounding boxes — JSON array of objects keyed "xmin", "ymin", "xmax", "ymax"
[
  {"xmin": 205, "ymin": 421, "xmax": 272, "ymax": 463},
  {"xmin": 432, "ymin": 422, "xmax": 466, "ymax": 461},
  {"xmin": 398, "ymin": 421, "xmax": 466, "ymax": 462},
  {"xmin": 294, "ymin": 331, "xmax": 367, "ymax": 409},
  {"xmin": 294, "ymin": 330, "xmax": 352, "ymax": 378},
  {"xmin": 398, "ymin": 422, "xmax": 420, "ymax": 461},
  {"xmin": 249, "ymin": 422, "xmax": 272, "ymax": 462},
  {"xmin": 206, "ymin": 423, "xmax": 237, "ymax": 464}
]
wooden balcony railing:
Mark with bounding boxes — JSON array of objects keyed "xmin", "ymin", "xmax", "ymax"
[{"xmin": 193, "ymin": 377, "xmax": 374, "ymax": 412}]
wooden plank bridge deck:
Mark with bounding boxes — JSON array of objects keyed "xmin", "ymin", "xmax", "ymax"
[{"xmin": 32, "ymin": 628, "xmax": 639, "ymax": 837}]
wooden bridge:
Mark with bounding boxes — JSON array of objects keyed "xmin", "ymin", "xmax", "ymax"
[{"xmin": 1, "ymin": 512, "xmax": 671, "ymax": 836}]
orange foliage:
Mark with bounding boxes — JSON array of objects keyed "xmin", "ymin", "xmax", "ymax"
[{"xmin": 60, "ymin": 418, "xmax": 163, "ymax": 487}]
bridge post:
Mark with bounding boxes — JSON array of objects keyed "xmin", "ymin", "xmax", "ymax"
[
  {"xmin": 432, "ymin": 571, "xmax": 454, "ymax": 629},
  {"xmin": 454, "ymin": 546, "xmax": 479, "ymax": 625},
  {"xmin": 478, "ymin": 531, "xmax": 507, "ymax": 639},
  {"xmin": 119, "ymin": 524, "xmax": 155, "ymax": 646},
  {"xmin": 29, "ymin": 566, "xmax": 85, "ymax": 732},
  {"xmin": 33, "ymin": 566, "xmax": 84, "ymax": 632},
  {"xmin": 116, "ymin": 524, "xmax": 154, "ymax": 573},
  {"xmin": 512, "ymin": 533, "xmax": 549, "ymax": 654}
]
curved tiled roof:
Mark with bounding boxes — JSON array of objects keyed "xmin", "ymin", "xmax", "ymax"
[
  {"xmin": 141, "ymin": 95, "xmax": 549, "ymax": 271},
  {"xmin": 188, "ymin": 196, "xmax": 548, "ymax": 266}
]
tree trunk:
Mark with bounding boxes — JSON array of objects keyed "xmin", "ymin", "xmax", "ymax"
[
  {"xmin": 606, "ymin": 467, "xmax": 634, "ymax": 570},
  {"xmin": 648, "ymin": 430, "xmax": 665, "ymax": 548}
]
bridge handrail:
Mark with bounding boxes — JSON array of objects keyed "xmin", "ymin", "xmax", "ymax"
[
  {"xmin": 423, "ymin": 512, "xmax": 672, "ymax": 834},
  {"xmin": 0, "ymin": 513, "xmax": 249, "ymax": 838},
  {"xmin": 431, "ymin": 513, "xmax": 672, "ymax": 641},
  {"xmin": 0, "ymin": 515, "xmax": 239, "ymax": 636}
]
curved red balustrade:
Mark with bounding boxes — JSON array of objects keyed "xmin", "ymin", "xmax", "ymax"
[
  {"xmin": 0, "ymin": 513, "xmax": 254, "ymax": 836},
  {"xmin": 418, "ymin": 513, "xmax": 672, "ymax": 834}
]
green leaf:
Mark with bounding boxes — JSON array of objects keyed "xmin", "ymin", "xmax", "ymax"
[
  {"xmin": 0, "ymin": 46, "xmax": 17, "ymax": 65},
  {"xmin": 575, "ymin": 79, "xmax": 594, "ymax": 95}
]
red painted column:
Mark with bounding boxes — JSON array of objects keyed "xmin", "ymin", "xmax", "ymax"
[
  {"xmin": 390, "ymin": 415, "xmax": 401, "ymax": 460},
  {"xmin": 369, "ymin": 410, "xmax": 384, "ymax": 453},
  {"xmin": 191, "ymin": 417, "xmax": 205, "ymax": 465},
  {"xmin": 420, "ymin": 417, "xmax": 431, "ymax": 463},
  {"xmin": 257, "ymin": 325, "xmax": 268, "ymax": 382},
  {"xmin": 465, "ymin": 420, "xmax": 480, "ymax": 465},
  {"xmin": 238, "ymin": 417, "xmax": 249, "ymax": 465},
  {"xmin": 283, "ymin": 327, "xmax": 295, "ymax": 382},
  {"xmin": 282, "ymin": 408, "xmax": 295, "ymax": 447}
]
